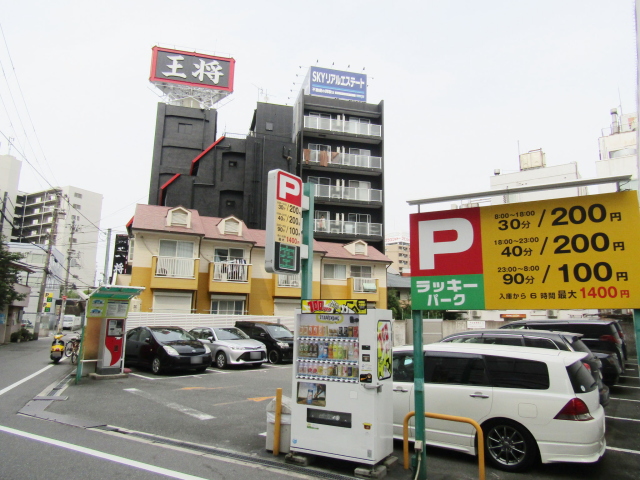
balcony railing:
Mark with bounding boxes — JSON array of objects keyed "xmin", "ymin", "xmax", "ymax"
[
  {"xmin": 314, "ymin": 185, "xmax": 382, "ymax": 202},
  {"xmin": 213, "ymin": 261, "xmax": 249, "ymax": 282},
  {"xmin": 304, "ymin": 150, "xmax": 382, "ymax": 169},
  {"xmin": 278, "ymin": 273, "xmax": 300, "ymax": 288},
  {"xmin": 352, "ymin": 277, "xmax": 378, "ymax": 293},
  {"xmin": 314, "ymin": 219, "xmax": 382, "ymax": 236},
  {"xmin": 304, "ymin": 116, "xmax": 381, "ymax": 137},
  {"xmin": 156, "ymin": 257, "xmax": 196, "ymax": 278}
]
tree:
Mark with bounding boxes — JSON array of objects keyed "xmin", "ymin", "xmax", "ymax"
[
  {"xmin": 0, "ymin": 235, "xmax": 27, "ymax": 309},
  {"xmin": 387, "ymin": 289, "xmax": 412, "ymax": 320}
]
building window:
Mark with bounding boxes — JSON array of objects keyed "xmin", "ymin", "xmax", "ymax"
[
  {"xmin": 347, "ymin": 213, "xmax": 371, "ymax": 223},
  {"xmin": 178, "ymin": 123, "xmax": 193, "ymax": 134},
  {"xmin": 323, "ymin": 264, "xmax": 347, "ymax": 280},
  {"xmin": 169, "ymin": 209, "xmax": 188, "ymax": 227},
  {"xmin": 74, "ymin": 192, "xmax": 83, "ymax": 199},
  {"xmin": 159, "ymin": 240, "xmax": 193, "ymax": 258},
  {"xmin": 223, "ymin": 218, "xmax": 240, "ymax": 235},
  {"xmin": 214, "ymin": 248, "xmax": 244, "ymax": 262},
  {"xmin": 308, "ymin": 176, "xmax": 331, "ymax": 185},
  {"xmin": 211, "ymin": 295, "xmax": 246, "ymax": 315},
  {"xmin": 351, "ymin": 265, "xmax": 372, "ymax": 278},
  {"xmin": 153, "ymin": 291, "xmax": 193, "ymax": 313},
  {"xmin": 73, "ymin": 204, "xmax": 81, "ymax": 210}
]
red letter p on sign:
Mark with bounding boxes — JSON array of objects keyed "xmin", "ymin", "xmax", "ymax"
[{"xmin": 277, "ymin": 172, "xmax": 302, "ymax": 207}]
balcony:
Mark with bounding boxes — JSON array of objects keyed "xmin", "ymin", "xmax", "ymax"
[
  {"xmin": 352, "ymin": 277, "xmax": 378, "ymax": 293},
  {"xmin": 304, "ymin": 116, "xmax": 381, "ymax": 137},
  {"xmin": 314, "ymin": 185, "xmax": 382, "ymax": 203},
  {"xmin": 209, "ymin": 261, "xmax": 252, "ymax": 294},
  {"xmin": 213, "ymin": 261, "xmax": 249, "ymax": 282},
  {"xmin": 156, "ymin": 257, "xmax": 196, "ymax": 278},
  {"xmin": 314, "ymin": 219, "xmax": 382, "ymax": 237},
  {"xmin": 150, "ymin": 256, "xmax": 199, "ymax": 290},
  {"xmin": 273, "ymin": 273, "xmax": 301, "ymax": 298},
  {"xmin": 303, "ymin": 149, "xmax": 381, "ymax": 170}
]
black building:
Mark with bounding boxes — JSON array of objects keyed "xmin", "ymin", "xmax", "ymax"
[{"xmin": 147, "ymin": 85, "xmax": 385, "ymax": 250}]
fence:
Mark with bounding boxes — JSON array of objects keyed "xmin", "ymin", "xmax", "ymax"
[{"xmin": 125, "ymin": 312, "xmax": 295, "ymax": 332}]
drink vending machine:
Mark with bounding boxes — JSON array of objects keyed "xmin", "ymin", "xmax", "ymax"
[{"xmin": 290, "ymin": 299, "xmax": 393, "ymax": 464}]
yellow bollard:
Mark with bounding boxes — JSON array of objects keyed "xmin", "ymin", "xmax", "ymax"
[
  {"xmin": 273, "ymin": 388, "xmax": 282, "ymax": 455},
  {"xmin": 403, "ymin": 411, "xmax": 485, "ymax": 480}
]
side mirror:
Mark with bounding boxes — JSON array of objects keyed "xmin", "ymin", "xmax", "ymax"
[
  {"xmin": 208, "ymin": 336, "xmax": 214, "ymax": 342},
  {"xmin": 260, "ymin": 332, "xmax": 266, "ymax": 337},
  {"xmin": 144, "ymin": 338, "xmax": 151, "ymax": 344}
]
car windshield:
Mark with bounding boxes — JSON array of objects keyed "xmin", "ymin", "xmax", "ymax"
[
  {"xmin": 214, "ymin": 327, "xmax": 249, "ymax": 340},
  {"xmin": 265, "ymin": 325, "xmax": 293, "ymax": 339},
  {"xmin": 151, "ymin": 328, "xmax": 195, "ymax": 342}
]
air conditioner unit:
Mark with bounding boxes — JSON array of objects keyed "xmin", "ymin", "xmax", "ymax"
[
  {"xmin": 547, "ymin": 309, "xmax": 558, "ymax": 318},
  {"xmin": 471, "ymin": 310, "xmax": 481, "ymax": 319}
]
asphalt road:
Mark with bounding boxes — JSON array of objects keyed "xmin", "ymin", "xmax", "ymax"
[{"xmin": 2, "ymin": 336, "xmax": 639, "ymax": 479}]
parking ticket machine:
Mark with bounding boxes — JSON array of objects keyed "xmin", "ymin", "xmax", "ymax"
[{"xmin": 98, "ymin": 318, "xmax": 125, "ymax": 374}]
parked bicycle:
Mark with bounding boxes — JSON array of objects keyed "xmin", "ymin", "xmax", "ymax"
[{"xmin": 65, "ymin": 336, "xmax": 81, "ymax": 364}]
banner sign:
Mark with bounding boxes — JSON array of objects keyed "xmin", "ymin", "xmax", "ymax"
[
  {"xmin": 410, "ymin": 191, "xmax": 640, "ymax": 309},
  {"xmin": 306, "ymin": 67, "xmax": 366, "ymax": 102},
  {"xmin": 150, "ymin": 46, "xmax": 235, "ymax": 92},
  {"xmin": 302, "ymin": 299, "xmax": 367, "ymax": 314}
]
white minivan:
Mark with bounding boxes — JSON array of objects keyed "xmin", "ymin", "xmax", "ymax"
[
  {"xmin": 62, "ymin": 315, "xmax": 81, "ymax": 331},
  {"xmin": 392, "ymin": 343, "xmax": 606, "ymax": 471}
]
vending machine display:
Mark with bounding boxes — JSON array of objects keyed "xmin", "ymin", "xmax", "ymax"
[{"xmin": 290, "ymin": 300, "xmax": 393, "ymax": 465}]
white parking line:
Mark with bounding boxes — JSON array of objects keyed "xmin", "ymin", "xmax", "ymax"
[
  {"xmin": 609, "ymin": 397, "xmax": 640, "ymax": 403},
  {"xmin": 607, "ymin": 446, "xmax": 640, "ymax": 455},
  {"xmin": 0, "ymin": 425, "xmax": 211, "ymax": 480},
  {"xmin": 124, "ymin": 388, "xmax": 215, "ymax": 420},
  {"xmin": 614, "ymin": 385, "xmax": 640, "ymax": 390},
  {"xmin": 0, "ymin": 365, "xmax": 54, "ymax": 396},
  {"xmin": 620, "ymin": 375, "xmax": 639, "ymax": 380},
  {"xmin": 606, "ymin": 416, "xmax": 640, "ymax": 423}
]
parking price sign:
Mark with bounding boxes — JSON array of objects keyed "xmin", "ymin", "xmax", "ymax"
[
  {"xmin": 265, "ymin": 169, "xmax": 303, "ymax": 274},
  {"xmin": 410, "ymin": 191, "xmax": 640, "ymax": 310}
]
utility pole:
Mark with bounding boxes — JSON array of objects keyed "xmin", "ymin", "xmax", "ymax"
[
  {"xmin": 102, "ymin": 228, "xmax": 112, "ymax": 285},
  {"xmin": 36, "ymin": 192, "xmax": 63, "ymax": 334},
  {"xmin": 57, "ymin": 216, "xmax": 77, "ymax": 332}
]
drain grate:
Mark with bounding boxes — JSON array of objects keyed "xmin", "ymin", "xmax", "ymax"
[{"xmin": 98, "ymin": 427, "xmax": 357, "ymax": 480}]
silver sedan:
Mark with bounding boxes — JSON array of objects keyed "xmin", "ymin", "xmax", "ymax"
[{"xmin": 190, "ymin": 327, "xmax": 267, "ymax": 369}]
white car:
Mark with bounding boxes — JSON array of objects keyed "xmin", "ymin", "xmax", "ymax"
[
  {"xmin": 189, "ymin": 327, "xmax": 267, "ymax": 368},
  {"xmin": 392, "ymin": 343, "xmax": 606, "ymax": 471}
]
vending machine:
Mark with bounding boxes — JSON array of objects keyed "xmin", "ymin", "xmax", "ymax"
[{"xmin": 290, "ymin": 299, "xmax": 394, "ymax": 465}]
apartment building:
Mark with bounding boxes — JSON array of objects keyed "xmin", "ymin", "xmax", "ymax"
[
  {"xmin": 596, "ymin": 108, "xmax": 638, "ymax": 193},
  {"xmin": 293, "ymin": 76, "xmax": 385, "ymax": 254},
  {"xmin": 385, "ymin": 232, "xmax": 410, "ymax": 275},
  {"xmin": 11, "ymin": 186, "xmax": 103, "ymax": 290},
  {"xmin": 117, "ymin": 204, "xmax": 391, "ymax": 317}
]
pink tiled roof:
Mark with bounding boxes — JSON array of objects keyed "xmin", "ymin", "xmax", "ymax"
[{"xmin": 129, "ymin": 204, "xmax": 391, "ymax": 263}]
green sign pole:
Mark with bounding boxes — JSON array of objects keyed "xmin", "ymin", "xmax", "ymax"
[
  {"xmin": 412, "ymin": 309, "xmax": 427, "ymax": 479},
  {"xmin": 301, "ymin": 183, "xmax": 315, "ymax": 300}
]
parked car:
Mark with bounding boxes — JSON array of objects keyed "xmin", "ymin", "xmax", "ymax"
[
  {"xmin": 62, "ymin": 315, "xmax": 81, "ymax": 330},
  {"xmin": 124, "ymin": 326, "xmax": 211, "ymax": 375},
  {"xmin": 393, "ymin": 343, "xmax": 606, "ymax": 472},
  {"xmin": 234, "ymin": 321, "xmax": 294, "ymax": 364},
  {"xmin": 189, "ymin": 326, "xmax": 266, "ymax": 368},
  {"xmin": 440, "ymin": 329, "xmax": 610, "ymax": 406},
  {"xmin": 499, "ymin": 319, "xmax": 626, "ymax": 376}
]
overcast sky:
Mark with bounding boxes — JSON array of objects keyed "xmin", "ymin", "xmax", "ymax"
[{"xmin": 0, "ymin": 1, "xmax": 636, "ymax": 273}]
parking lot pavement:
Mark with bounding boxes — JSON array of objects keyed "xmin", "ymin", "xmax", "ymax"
[{"xmin": 36, "ymin": 360, "xmax": 640, "ymax": 479}]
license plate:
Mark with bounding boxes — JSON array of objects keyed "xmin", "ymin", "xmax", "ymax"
[
  {"xmin": 250, "ymin": 352, "xmax": 261, "ymax": 360},
  {"xmin": 190, "ymin": 356, "xmax": 203, "ymax": 364}
]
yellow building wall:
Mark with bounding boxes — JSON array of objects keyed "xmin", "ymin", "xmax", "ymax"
[
  {"xmin": 130, "ymin": 266, "xmax": 154, "ymax": 312},
  {"xmin": 196, "ymin": 271, "xmax": 211, "ymax": 313},
  {"xmin": 249, "ymin": 278, "xmax": 275, "ymax": 315}
]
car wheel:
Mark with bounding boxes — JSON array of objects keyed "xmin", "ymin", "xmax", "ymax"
[
  {"xmin": 215, "ymin": 352, "xmax": 228, "ymax": 369},
  {"xmin": 268, "ymin": 350, "xmax": 280, "ymax": 364},
  {"xmin": 483, "ymin": 420, "xmax": 538, "ymax": 472},
  {"xmin": 151, "ymin": 356, "xmax": 163, "ymax": 375}
]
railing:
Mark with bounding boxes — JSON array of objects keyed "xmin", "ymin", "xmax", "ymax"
[
  {"xmin": 278, "ymin": 274, "xmax": 300, "ymax": 288},
  {"xmin": 213, "ymin": 261, "xmax": 249, "ymax": 282},
  {"xmin": 156, "ymin": 257, "xmax": 196, "ymax": 278},
  {"xmin": 314, "ymin": 219, "xmax": 382, "ymax": 236},
  {"xmin": 314, "ymin": 185, "xmax": 382, "ymax": 202},
  {"xmin": 304, "ymin": 150, "xmax": 381, "ymax": 169},
  {"xmin": 304, "ymin": 116, "xmax": 381, "ymax": 137},
  {"xmin": 352, "ymin": 277, "xmax": 378, "ymax": 293},
  {"xmin": 601, "ymin": 119, "xmax": 637, "ymax": 136}
]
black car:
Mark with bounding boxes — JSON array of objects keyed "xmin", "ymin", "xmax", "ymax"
[
  {"xmin": 440, "ymin": 329, "xmax": 610, "ymax": 406},
  {"xmin": 125, "ymin": 326, "xmax": 212, "ymax": 375},
  {"xmin": 500, "ymin": 319, "xmax": 626, "ymax": 378},
  {"xmin": 234, "ymin": 321, "xmax": 294, "ymax": 364}
]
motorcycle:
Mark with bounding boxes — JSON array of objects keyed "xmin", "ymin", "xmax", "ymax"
[{"xmin": 50, "ymin": 334, "xmax": 65, "ymax": 364}]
